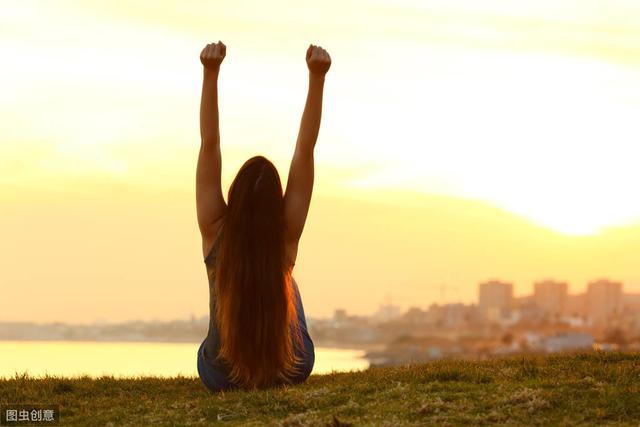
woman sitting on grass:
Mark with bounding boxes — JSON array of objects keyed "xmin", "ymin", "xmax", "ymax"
[{"xmin": 195, "ymin": 40, "xmax": 331, "ymax": 391}]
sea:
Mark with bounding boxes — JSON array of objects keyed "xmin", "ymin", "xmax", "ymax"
[{"xmin": 0, "ymin": 341, "xmax": 369, "ymax": 379}]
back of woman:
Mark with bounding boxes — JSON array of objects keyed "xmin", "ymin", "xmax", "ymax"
[{"xmin": 194, "ymin": 41, "xmax": 331, "ymax": 391}]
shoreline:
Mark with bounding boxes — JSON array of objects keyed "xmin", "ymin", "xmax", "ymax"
[{"xmin": 0, "ymin": 338, "xmax": 383, "ymax": 352}]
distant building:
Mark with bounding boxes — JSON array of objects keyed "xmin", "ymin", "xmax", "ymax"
[
  {"xmin": 534, "ymin": 279, "xmax": 568, "ymax": 318},
  {"xmin": 402, "ymin": 307, "xmax": 429, "ymax": 324},
  {"xmin": 333, "ymin": 309, "xmax": 348, "ymax": 322},
  {"xmin": 441, "ymin": 303, "xmax": 472, "ymax": 328},
  {"xmin": 478, "ymin": 280, "xmax": 513, "ymax": 322},
  {"xmin": 372, "ymin": 303, "xmax": 402, "ymax": 323},
  {"xmin": 539, "ymin": 332, "xmax": 594, "ymax": 353},
  {"xmin": 622, "ymin": 293, "xmax": 640, "ymax": 313},
  {"xmin": 586, "ymin": 279, "xmax": 623, "ymax": 324},
  {"xmin": 513, "ymin": 295, "xmax": 546, "ymax": 323},
  {"xmin": 423, "ymin": 303, "xmax": 473, "ymax": 328}
]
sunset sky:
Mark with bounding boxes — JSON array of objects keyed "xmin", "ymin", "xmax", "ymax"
[{"xmin": 2, "ymin": 0, "xmax": 640, "ymax": 323}]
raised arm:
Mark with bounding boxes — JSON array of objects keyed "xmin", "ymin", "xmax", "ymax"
[
  {"xmin": 196, "ymin": 41, "xmax": 227, "ymax": 256},
  {"xmin": 284, "ymin": 45, "xmax": 331, "ymax": 244}
]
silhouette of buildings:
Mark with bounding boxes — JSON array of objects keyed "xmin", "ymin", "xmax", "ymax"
[
  {"xmin": 372, "ymin": 302, "xmax": 402, "ymax": 323},
  {"xmin": 478, "ymin": 280, "xmax": 513, "ymax": 322},
  {"xmin": 2, "ymin": 276, "xmax": 639, "ymax": 368},
  {"xmin": 586, "ymin": 279, "xmax": 623, "ymax": 324},
  {"xmin": 533, "ymin": 279, "xmax": 568, "ymax": 319}
]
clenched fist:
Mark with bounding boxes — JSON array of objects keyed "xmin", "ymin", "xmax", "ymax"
[
  {"xmin": 306, "ymin": 45, "xmax": 331, "ymax": 76},
  {"xmin": 200, "ymin": 41, "xmax": 226, "ymax": 71}
]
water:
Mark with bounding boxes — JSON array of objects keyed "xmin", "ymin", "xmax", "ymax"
[{"xmin": 0, "ymin": 341, "xmax": 369, "ymax": 379}]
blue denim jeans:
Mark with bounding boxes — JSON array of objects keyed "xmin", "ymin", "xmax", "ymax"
[{"xmin": 197, "ymin": 279, "xmax": 315, "ymax": 392}]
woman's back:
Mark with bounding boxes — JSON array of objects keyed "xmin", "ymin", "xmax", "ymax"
[{"xmin": 200, "ymin": 220, "xmax": 314, "ymax": 390}]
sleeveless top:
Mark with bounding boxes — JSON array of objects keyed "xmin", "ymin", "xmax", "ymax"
[
  {"xmin": 202, "ymin": 231, "xmax": 231, "ymax": 372},
  {"xmin": 202, "ymin": 228, "xmax": 297, "ymax": 372}
]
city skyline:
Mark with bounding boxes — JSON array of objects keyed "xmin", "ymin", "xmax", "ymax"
[{"xmin": 2, "ymin": 275, "xmax": 638, "ymax": 326}]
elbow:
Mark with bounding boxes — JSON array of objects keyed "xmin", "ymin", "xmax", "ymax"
[{"xmin": 294, "ymin": 141, "xmax": 316, "ymax": 159}]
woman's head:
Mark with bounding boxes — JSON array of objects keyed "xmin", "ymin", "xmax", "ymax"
[
  {"xmin": 227, "ymin": 155, "xmax": 284, "ymax": 227},
  {"xmin": 214, "ymin": 156, "xmax": 304, "ymax": 389}
]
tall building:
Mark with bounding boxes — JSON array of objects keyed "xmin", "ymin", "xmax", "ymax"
[
  {"xmin": 586, "ymin": 279, "xmax": 623, "ymax": 323},
  {"xmin": 533, "ymin": 279, "xmax": 568, "ymax": 318},
  {"xmin": 478, "ymin": 280, "xmax": 513, "ymax": 322}
]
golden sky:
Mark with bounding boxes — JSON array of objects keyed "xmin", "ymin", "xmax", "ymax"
[{"xmin": 1, "ymin": 0, "xmax": 640, "ymax": 323}]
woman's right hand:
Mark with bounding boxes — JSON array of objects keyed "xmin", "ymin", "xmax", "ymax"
[
  {"xmin": 306, "ymin": 44, "xmax": 331, "ymax": 76},
  {"xmin": 200, "ymin": 41, "xmax": 226, "ymax": 71}
]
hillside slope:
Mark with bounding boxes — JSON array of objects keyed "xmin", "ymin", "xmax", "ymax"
[{"xmin": 1, "ymin": 352, "xmax": 639, "ymax": 426}]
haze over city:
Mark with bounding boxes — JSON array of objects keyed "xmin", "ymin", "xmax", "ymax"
[{"xmin": 2, "ymin": 0, "xmax": 640, "ymax": 324}]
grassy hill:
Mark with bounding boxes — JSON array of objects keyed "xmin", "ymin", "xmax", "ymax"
[{"xmin": 1, "ymin": 352, "xmax": 639, "ymax": 426}]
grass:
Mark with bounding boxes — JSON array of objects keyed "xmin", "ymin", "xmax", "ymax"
[{"xmin": 1, "ymin": 352, "xmax": 639, "ymax": 426}]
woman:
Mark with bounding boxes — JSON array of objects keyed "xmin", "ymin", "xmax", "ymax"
[{"xmin": 195, "ymin": 41, "xmax": 331, "ymax": 392}]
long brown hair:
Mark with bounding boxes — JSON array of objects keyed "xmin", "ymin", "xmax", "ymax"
[{"xmin": 214, "ymin": 155, "xmax": 304, "ymax": 388}]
